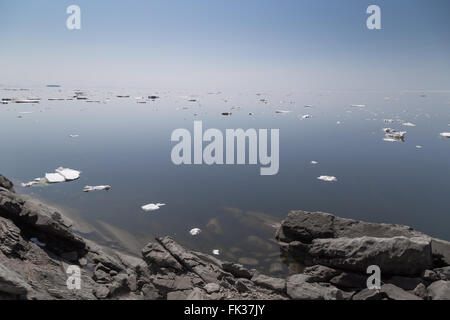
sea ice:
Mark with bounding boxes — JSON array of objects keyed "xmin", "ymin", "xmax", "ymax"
[
  {"xmin": 317, "ymin": 176, "xmax": 337, "ymax": 182},
  {"xmin": 300, "ymin": 114, "xmax": 311, "ymax": 119},
  {"xmin": 311, "ymin": 161, "xmax": 319, "ymax": 165},
  {"xmin": 403, "ymin": 122, "xmax": 416, "ymax": 127},
  {"xmin": 275, "ymin": 110, "xmax": 290, "ymax": 114},
  {"xmin": 141, "ymin": 203, "xmax": 166, "ymax": 212},
  {"xmin": 189, "ymin": 228, "xmax": 202, "ymax": 236},
  {"xmin": 55, "ymin": 167, "xmax": 81, "ymax": 181},
  {"xmin": 440, "ymin": 132, "xmax": 450, "ymax": 138},
  {"xmin": 83, "ymin": 185, "xmax": 111, "ymax": 192},
  {"xmin": 45, "ymin": 172, "xmax": 66, "ymax": 183}
]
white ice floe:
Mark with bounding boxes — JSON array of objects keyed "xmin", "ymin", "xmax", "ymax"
[
  {"xmin": 311, "ymin": 161, "xmax": 319, "ymax": 165},
  {"xmin": 55, "ymin": 167, "xmax": 81, "ymax": 181},
  {"xmin": 45, "ymin": 172, "xmax": 66, "ymax": 183},
  {"xmin": 351, "ymin": 104, "xmax": 366, "ymax": 108},
  {"xmin": 30, "ymin": 238, "xmax": 46, "ymax": 247},
  {"xmin": 440, "ymin": 132, "xmax": 450, "ymax": 138},
  {"xmin": 21, "ymin": 178, "xmax": 45, "ymax": 187},
  {"xmin": 69, "ymin": 134, "xmax": 79, "ymax": 138},
  {"xmin": 382, "ymin": 128, "xmax": 406, "ymax": 142},
  {"xmin": 317, "ymin": 176, "xmax": 337, "ymax": 182},
  {"xmin": 141, "ymin": 203, "xmax": 166, "ymax": 212},
  {"xmin": 212, "ymin": 249, "xmax": 220, "ymax": 255},
  {"xmin": 416, "ymin": 145, "xmax": 423, "ymax": 149},
  {"xmin": 189, "ymin": 228, "xmax": 202, "ymax": 236},
  {"xmin": 275, "ymin": 110, "xmax": 290, "ymax": 114},
  {"xmin": 403, "ymin": 122, "xmax": 416, "ymax": 127},
  {"xmin": 300, "ymin": 114, "xmax": 311, "ymax": 119},
  {"xmin": 83, "ymin": 185, "xmax": 111, "ymax": 192}
]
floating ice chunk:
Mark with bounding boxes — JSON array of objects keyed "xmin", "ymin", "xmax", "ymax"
[
  {"xmin": 55, "ymin": 167, "xmax": 81, "ymax": 181},
  {"xmin": 351, "ymin": 104, "xmax": 366, "ymax": 108},
  {"xmin": 45, "ymin": 172, "xmax": 66, "ymax": 183},
  {"xmin": 69, "ymin": 134, "xmax": 79, "ymax": 138},
  {"xmin": 311, "ymin": 161, "xmax": 319, "ymax": 165},
  {"xmin": 30, "ymin": 237, "xmax": 46, "ymax": 247},
  {"xmin": 416, "ymin": 145, "xmax": 423, "ymax": 149},
  {"xmin": 212, "ymin": 249, "xmax": 220, "ymax": 255},
  {"xmin": 300, "ymin": 114, "xmax": 311, "ymax": 119},
  {"xmin": 317, "ymin": 176, "xmax": 337, "ymax": 182},
  {"xmin": 189, "ymin": 228, "xmax": 202, "ymax": 236},
  {"xmin": 440, "ymin": 132, "xmax": 450, "ymax": 138},
  {"xmin": 275, "ymin": 109, "xmax": 290, "ymax": 114},
  {"xmin": 83, "ymin": 185, "xmax": 111, "ymax": 192},
  {"xmin": 403, "ymin": 122, "xmax": 416, "ymax": 127},
  {"xmin": 21, "ymin": 178, "xmax": 46, "ymax": 187},
  {"xmin": 141, "ymin": 203, "xmax": 166, "ymax": 212},
  {"xmin": 304, "ymin": 105, "xmax": 313, "ymax": 108},
  {"xmin": 13, "ymin": 99, "xmax": 40, "ymax": 104}
]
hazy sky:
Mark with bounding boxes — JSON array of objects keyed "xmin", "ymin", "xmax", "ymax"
[{"xmin": 1, "ymin": 0, "xmax": 449, "ymax": 90}]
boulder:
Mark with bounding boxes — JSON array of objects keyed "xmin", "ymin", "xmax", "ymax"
[
  {"xmin": 352, "ymin": 288, "xmax": 384, "ymax": 300},
  {"xmin": 306, "ymin": 236, "xmax": 432, "ymax": 276},
  {"xmin": 251, "ymin": 274, "xmax": 286, "ymax": 292},
  {"xmin": 0, "ymin": 175, "xmax": 14, "ymax": 192},
  {"xmin": 381, "ymin": 284, "xmax": 422, "ymax": 300},
  {"xmin": 427, "ymin": 280, "xmax": 450, "ymax": 300},
  {"xmin": 286, "ymin": 274, "xmax": 343, "ymax": 300}
]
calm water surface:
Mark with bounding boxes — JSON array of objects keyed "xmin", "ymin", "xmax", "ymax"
[{"xmin": 1, "ymin": 87, "xmax": 450, "ymax": 276}]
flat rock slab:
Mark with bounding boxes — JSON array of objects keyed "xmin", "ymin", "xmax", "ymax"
[{"xmin": 307, "ymin": 236, "xmax": 432, "ymax": 276}]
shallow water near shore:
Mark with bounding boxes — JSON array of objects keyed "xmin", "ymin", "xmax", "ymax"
[{"xmin": 1, "ymin": 87, "xmax": 450, "ymax": 276}]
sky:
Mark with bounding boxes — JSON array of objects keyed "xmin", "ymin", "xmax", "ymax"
[{"xmin": 1, "ymin": 0, "xmax": 449, "ymax": 91}]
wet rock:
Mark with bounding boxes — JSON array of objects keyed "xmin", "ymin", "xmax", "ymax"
[
  {"xmin": 204, "ymin": 283, "xmax": 220, "ymax": 294},
  {"xmin": 352, "ymin": 288, "xmax": 384, "ymax": 300},
  {"xmin": 141, "ymin": 242, "xmax": 183, "ymax": 271},
  {"xmin": 421, "ymin": 270, "xmax": 439, "ymax": 282},
  {"xmin": 381, "ymin": 284, "xmax": 422, "ymax": 300},
  {"xmin": 235, "ymin": 279, "xmax": 251, "ymax": 293},
  {"xmin": 93, "ymin": 285, "xmax": 109, "ymax": 299},
  {"xmin": 303, "ymin": 265, "xmax": 341, "ymax": 282},
  {"xmin": 0, "ymin": 264, "xmax": 30, "ymax": 296},
  {"xmin": 330, "ymin": 272, "xmax": 367, "ymax": 289},
  {"xmin": 0, "ymin": 175, "xmax": 14, "ymax": 192},
  {"xmin": 167, "ymin": 290, "xmax": 188, "ymax": 300},
  {"xmin": 251, "ymin": 274, "xmax": 286, "ymax": 292},
  {"xmin": 412, "ymin": 283, "xmax": 428, "ymax": 300},
  {"xmin": 427, "ymin": 280, "xmax": 450, "ymax": 300},
  {"xmin": 222, "ymin": 262, "xmax": 253, "ymax": 279},
  {"xmin": 186, "ymin": 287, "xmax": 207, "ymax": 300},
  {"xmin": 306, "ymin": 236, "xmax": 432, "ymax": 276},
  {"xmin": 433, "ymin": 266, "xmax": 450, "ymax": 280},
  {"xmin": 286, "ymin": 274, "xmax": 343, "ymax": 300}
]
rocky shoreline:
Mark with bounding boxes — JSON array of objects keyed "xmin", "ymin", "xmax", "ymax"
[{"xmin": 1, "ymin": 174, "xmax": 449, "ymax": 300}]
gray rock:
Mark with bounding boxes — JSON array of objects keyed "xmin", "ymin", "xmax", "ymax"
[
  {"xmin": 235, "ymin": 279, "xmax": 250, "ymax": 293},
  {"xmin": 276, "ymin": 210, "xmax": 424, "ymax": 244},
  {"xmin": 167, "ymin": 290, "xmax": 188, "ymax": 300},
  {"xmin": 204, "ymin": 283, "xmax": 220, "ymax": 294},
  {"xmin": 0, "ymin": 175, "xmax": 14, "ymax": 192},
  {"xmin": 222, "ymin": 262, "xmax": 253, "ymax": 279},
  {"xmin": 306, "ymin": 236, "xmax": 432, "ymax": 276},
  {"xmin": 93, "ymin": 285, "xmax": 109, "ymax": 299},
  {"xmin": 352, "ymin": 288, "xmax": 384, "ymax": 300},
  {"xmin": 381, "ymin": 284, "xmax": 422, "ymax": 300},
  {"xmin": 0, "ymin": 264, "xmax": 30, "ymax": 296},
  {"xmin": 412, "ymin": 283, "xmax": 428, "ymax": 300},
  {"xmin": 303, "ymin": 265, "xmax": 341, "ymax": 282},
  {"xmin": 286, "ymin": 274, "xmax": 343, "ymax": 300},
  {"xmin": 427, "ymin": 280, "xmax": 450, "ymax": 300},
  {"xmin": 330, "ymin": 272, "xmax": 367, "ymax": 289},
  {"xmin": 421, "ymin": 270, "xmax": 439, "ymax": 282},
  {"xmin": 141, "ymin": 242, "xmax": 183, "ymax": 271},
  {"xmin": 433, "ymin": 266, "xmax": 450, "ymax": 281},
  {"xmin": 251, "ymin": 274, "xmax": 286, "ymax": 292},
  {"xmin": 186, "ymin": 287, "xmax": 207, "ymax": 300}
]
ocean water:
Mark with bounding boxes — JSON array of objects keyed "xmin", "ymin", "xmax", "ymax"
[{"xmin": 1, "ymin": 87, "xmax": 450, "ymax": 276}]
